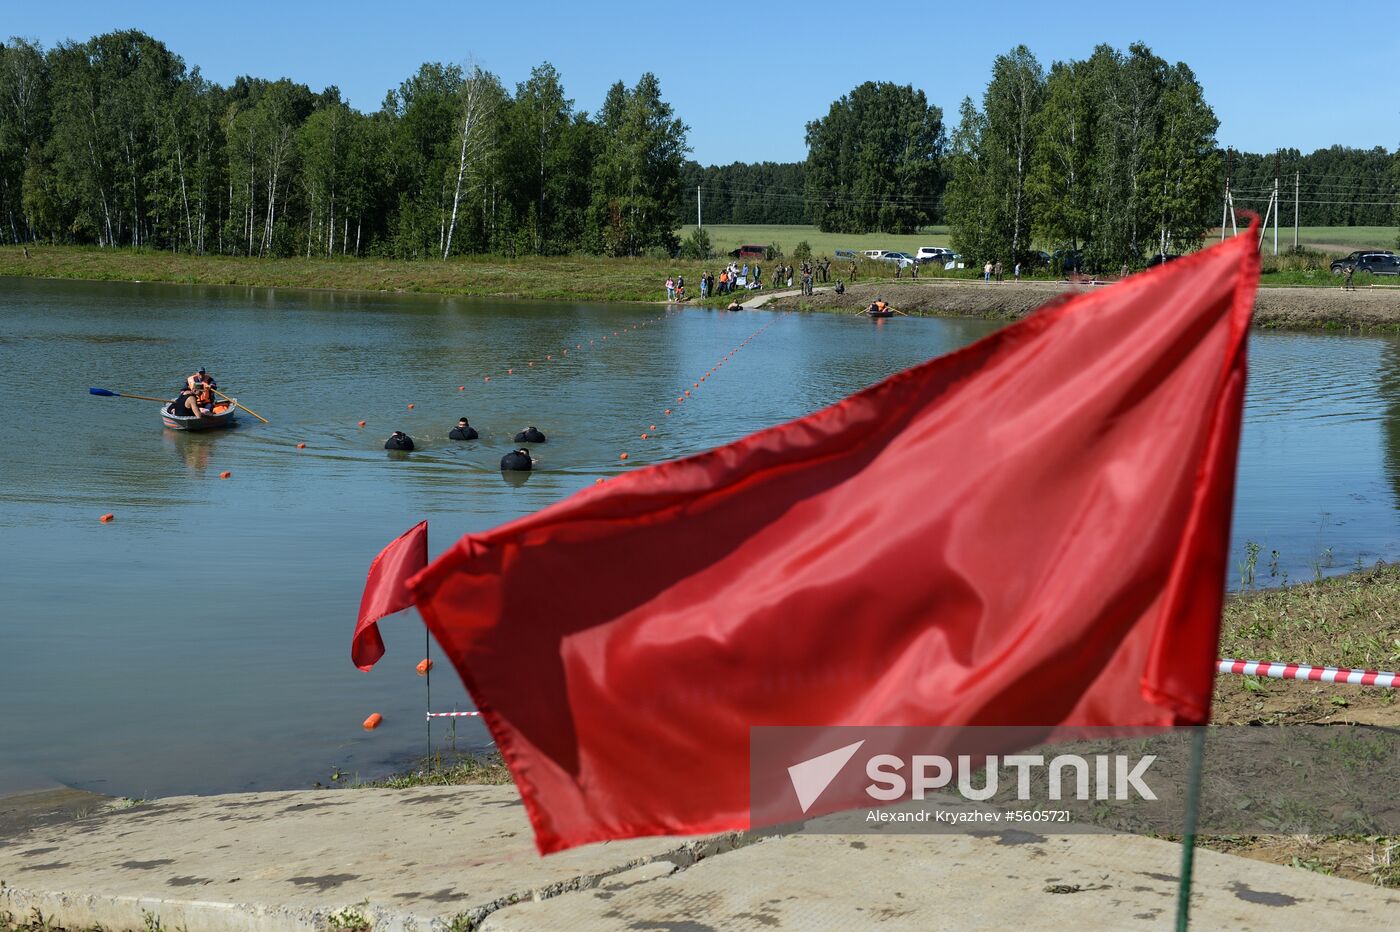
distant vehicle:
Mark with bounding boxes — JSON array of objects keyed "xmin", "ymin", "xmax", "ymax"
[
  {"xmin": 942, "ymin": 252, "xmax": 965, "ymax": 270},
  {"xmin": 835, "ymin": 249, "xmax": 859, "ymax": 259},
  {"xmin": 729, "ymin": 244, "xmax": 768, "ymax": 259},
  {"xmin": 862, "ymin": 249, "xmax": 887, "ymax": 260},
  {"xmin": 1336, "ymin": 253, "xmax": 1400, "ymax": 276},
  {"xmin": 915, "ymin": 246, "xmax": 952, "ymax": 264},
  {"xmin": 1024, "ymin": 250, "xmax": 1053, "ymax": 268},
  {"xmin": 1331, "ymin": 250, "xmax": 1396, "ymax": 275},
  {"xmin": 1052, "ymin": 248, "xmax": 1083, "ymax": 273},
  {"xmin": 1146, "ymin": 253, "xmax": 1180, "ymax": 268},
  {"xmin": 881, "ymin": 251, "xmax": 916, "ymax": 268}
]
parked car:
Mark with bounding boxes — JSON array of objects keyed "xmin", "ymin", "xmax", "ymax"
[
  {"xmin": 1052, "ymin": 248, "xmax": 1083, "ymax": 273},
  {"xmin": 915, "ymin": 246, "xmax": 952, "ymax": 264},
  {"xmin": 1331, "ymin": 250, "xmax": 1396, "ymax": 275},
  {"xmin": 1340, "ymin": 253, "xmax": 1400, "ymax": 276},
  {"xmin": 942, "ymin": 252, "xmax": 965, "ymax": 270},
  {"xmin": 880, "ymin": 251, "xmax": 916, "ymax": 269},
  {"xmin": 862, "ymin": 249, "xmax": 887, "ymax": 260},
  {"xmin": 834, "ymin": 249, "xmax": 859, "ymax": 259},
  {"xmin": 728, "ymin": 244, "xmax": 767, "ymax": 259}
]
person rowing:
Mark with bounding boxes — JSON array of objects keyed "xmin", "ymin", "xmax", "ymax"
[{"xmin": 168, "ymin": 384, "xmax": 205, "ymax": 420}]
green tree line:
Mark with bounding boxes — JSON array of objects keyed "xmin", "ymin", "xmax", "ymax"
[
  {"xmin": 1227, "ymin": 146, "xmax": 1397, "ymax": 227},
  {"xmin": 0, "ymin": 31, "xmax": 688, "ymax": 257},
  {"xmin": 944, "ymin": 43, "xmax": 1221, "ymax": 271}
]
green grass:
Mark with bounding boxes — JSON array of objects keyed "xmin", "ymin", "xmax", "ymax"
[
  {"xmin": 352, "ymin": 751, "xmax": 513, "ymax": 788},
  {"xmin": 1249, "ymin": 225, "xmax": 1397, "ymax": 252},
  {"xmin": 677, "ymin": 223, "xmax": 951, "ymax": 256}
]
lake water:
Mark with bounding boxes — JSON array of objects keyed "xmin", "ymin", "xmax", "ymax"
[{"xmin": 2, "ymin": 277, "xmax": 1398, "ymax": 800}]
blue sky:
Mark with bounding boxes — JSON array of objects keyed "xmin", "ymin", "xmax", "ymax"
[{"xmin": 6, "ymin": 0, "xmax": 1393, "ymax": 165}]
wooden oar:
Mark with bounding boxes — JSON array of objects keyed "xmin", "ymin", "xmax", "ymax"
[
  {"xmin": 89, "ymin": 387, "xmax": 173, "ymax": 404},
  {"xmin": 213, "ymin": 388, "xmax": 269, "ymax": 424}
]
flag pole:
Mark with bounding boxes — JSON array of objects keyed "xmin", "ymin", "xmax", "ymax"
[
  {"xmin": 425, "ymin": 626, "xmax": 432, "ymax": 763},
  {"xmin": 1174, "ymin": 726, "xmax": 1207, "ymax": 931}
]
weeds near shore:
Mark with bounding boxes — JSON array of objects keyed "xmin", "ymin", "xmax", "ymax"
[{"xmin": 351, "ymin": 750, "xmax": 512, "ymax": 789}]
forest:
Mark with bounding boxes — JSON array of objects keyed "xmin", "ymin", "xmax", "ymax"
[
  {"xmin": 0, "ymin": 31, "xmax": 1394, "ymax": 265},
  {"xmin": 0, "ymin": 31, "xmax": 687, "ymax": 258}
]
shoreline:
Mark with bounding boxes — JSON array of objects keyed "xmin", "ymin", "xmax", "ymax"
[
  {"xmin": 765, "ymin": 278, "xmax": 1400, "ymax": 332},
  {"xmin": 4, "ymin": 246, "xmax": 1400, "ymax": 331}
]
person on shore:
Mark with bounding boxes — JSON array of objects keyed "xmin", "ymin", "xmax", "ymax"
[
  {"xmin": 984, "ymin": 261, "xmax": 993, "ymax": 283},
  {"xmin": 993, "ymin": 260, "xmax": 1004, "ymax": 282},
  {"xmin": 665, "ymin": 277, "xmax": 675, "ymax": 302},
  {"xmin": 834, "ymin": 280, "xmax": 845, "ymax": 295},
  {"xmin": 385, "ymin": 431, "xmax": 415, "ymax": 451},
  {"xmin": 718, "ymin": 270, "xmax": 728, "ymax": 295},
  {"xmin": 849, "ymin": 261, "xmax": 857, "ymax": 282},
  {"xmin": 1120, "ymin": 263, "xmax": 1130, "ymax": 279},
  {"xmin": 500, "ymin": 448, "xmax": 533, "ymax": 471},
  {"xmin": 186, "ymin": 367, "xmax": 217, "ymax": 392},
  {"xmin": 911, "ymin": 260, "xmax": 919, "ymax": 280},
  {"xmin": 1013, "ymin": 262, "xmax": 1021, "ymax": 282},
  {"xmin": 820, "ymin": 257, "xmax": 830, "ymax": 283},
  {"xmin": 786, "ymin": 266, "xmax": 794, "ymax": 288},
  {"xmin": 449, "ymin": 418, "xmax": 478, "ymax": 441},
  {"xmin": 895, "ymin": 261, "xmax": 902, "ymax": 280},
  {"xmin": 1344, "ymin": 265, "xmax": 1355, "ymax": 292}
]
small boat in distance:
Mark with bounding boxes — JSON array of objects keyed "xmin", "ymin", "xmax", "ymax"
[{"xmin": 162, "ymin": 399, "xmax": 238, "ymax": 431}]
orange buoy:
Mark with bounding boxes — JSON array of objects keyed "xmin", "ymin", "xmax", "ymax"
[
  {"xmin": 641, "ymin": 433, "xmax": 648, "ymax": 439},
  {"xmin": 619, "ymin": 452, "xmax": 629, "ymax": 460},
  {"xmin": 693, "ymin": 382, "xmax": 699, "ymax": 388},
  {"xmin": 219, "ymin": 471, "xmax": 232, "ymax": 479},
  {"xmin": 676, "ymin": 396, "xmax": 683, "ymax": 403},
  {"xmin": 649, "ymin": 424, "xmax": 656, "ymax": 431},
  {"xmin": 416, "ymin": 658, "xmax": 433, "ymax": 675},
  {"xmin": 664, "ymin": 409, "xmax": 672, "ymax": 415},
  {"xmin": 547, "ymin": 355, "xmax": 553, "ymax": 360},
  {"xmin": 357, "ymin": 420, "xmax": 366, "ymax": 427},
  {"xmin": 362, "ymin": 713, "xmax": 382, "ymax": 730},
  {"xmin": 595, "ymin": 478, "xmax": 605, "ymax": 485},
  {"xmin": 296, "ymin": 442, "xmax": 306, "ymax": 449},
  {"xmin": 407, "ymin": 403, "xmax": 415, "ymax": 410},
  {"xmin": 99, "ymin": 513, "xmax": 115, "ymax": 523},
  {"xmin": 684, "ymin": 390, "xmax": 691, "ymax": 397},
  {"xmin": 459, "ymin": 385, "xmax": 466, "ymax": 391}
]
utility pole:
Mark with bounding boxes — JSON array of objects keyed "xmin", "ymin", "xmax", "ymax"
[
  {"xmin": 1273, "ymin": 176, "xmax": 1279, "ymax": 256},
  {"xmin": 697, "ymin": 185, "xmax": 702, "ymax": 231},
  {"xmin": 1293, "ymin": 171, "xmax": 1300, "ymax": 252}
]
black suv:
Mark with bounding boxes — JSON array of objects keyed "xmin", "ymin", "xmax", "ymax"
[{"xmin": 1331, "ymin": 250, "xmax": 1396, "ymax": 275}]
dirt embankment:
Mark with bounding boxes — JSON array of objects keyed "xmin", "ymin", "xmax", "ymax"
[{"xmin": 767, "ymin": 278, "xmax": 1400, "ymax": 330}]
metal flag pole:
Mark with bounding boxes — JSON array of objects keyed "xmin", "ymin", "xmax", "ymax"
[
  {"xmin": 1174, "ymin": 726, "xmax": 1207, "ymax": 931},
  {"xmin": 425, "ymin": 627, "xmax": 432, "ymax": 761}
]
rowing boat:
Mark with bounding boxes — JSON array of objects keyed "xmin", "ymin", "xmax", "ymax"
[{"xmin": 161, "ymin": 400, "xmax": 238, "ymax": 431}]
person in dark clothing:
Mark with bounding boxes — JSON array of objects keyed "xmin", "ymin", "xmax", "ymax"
[
  {"xmin": 834, "ymin": 280, "xmax": 845, "ymax": 295},
  {"xmin": 514, "ymin": 426, "xmax": 546, "ymax": 443},
  {"xmin": 385, "ymin": 431, "xmax": 414, "ymax": 451},
  {"xmin": 167, "ymin": 386, "xmax": 202, "ymax": 420},
  {"xmin": 449, "ymin": 418, "xmax": 478, "ymax": 441},
  {"xmin": 501, "ymin": 448, "xmax": 533, "ymax": 471}
]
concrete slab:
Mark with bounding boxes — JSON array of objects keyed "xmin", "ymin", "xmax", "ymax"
[
  {"xmin": 482, "ymin": 830, "xmax": 1400, "ymax": 931},
  {"xmin": 5, "ymin": 785, "xmax": 1398, "ymax": 931},
  {"xmin": 0, "ymin": 786, "xmax": 722, "ymax": 931}
]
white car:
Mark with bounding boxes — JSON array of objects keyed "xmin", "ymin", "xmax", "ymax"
[
  {"xmin": 915, "ymin": 246, "xmax": 952, "ymax": 264},
  {"xmin": 881, "ymin": 251, "xmax": 917, "ymax": 269},
  {"xmin": 862, "ymin": 249, "xmax": 887, "ymax": 260}
]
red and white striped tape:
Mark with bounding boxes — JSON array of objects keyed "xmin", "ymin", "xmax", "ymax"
[
  {"xmin": 1217, "ymin": 658, "xmax": 1397, "ymax": 688},
  {"xmin": 422, "ymin": 659, "xmax": 1398, "ymax": 723}
]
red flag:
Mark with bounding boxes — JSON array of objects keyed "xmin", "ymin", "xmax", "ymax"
[
  {"xmin": 409, "ymin": 231, "xmax": 1259, "ymax": 853},
  {"xmin": 352, "ymin": 521, "xmax": 428, "ymax": 671}
]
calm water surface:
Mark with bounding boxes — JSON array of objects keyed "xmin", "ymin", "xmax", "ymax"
[{"xmin": 2, "ymin": 278, "xmax": 1397, "ymax": 798}]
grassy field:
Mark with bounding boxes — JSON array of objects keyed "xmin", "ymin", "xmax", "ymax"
[{"xmin": 677, "ymin": 223, "xmax": 952, "ymax": 256}]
